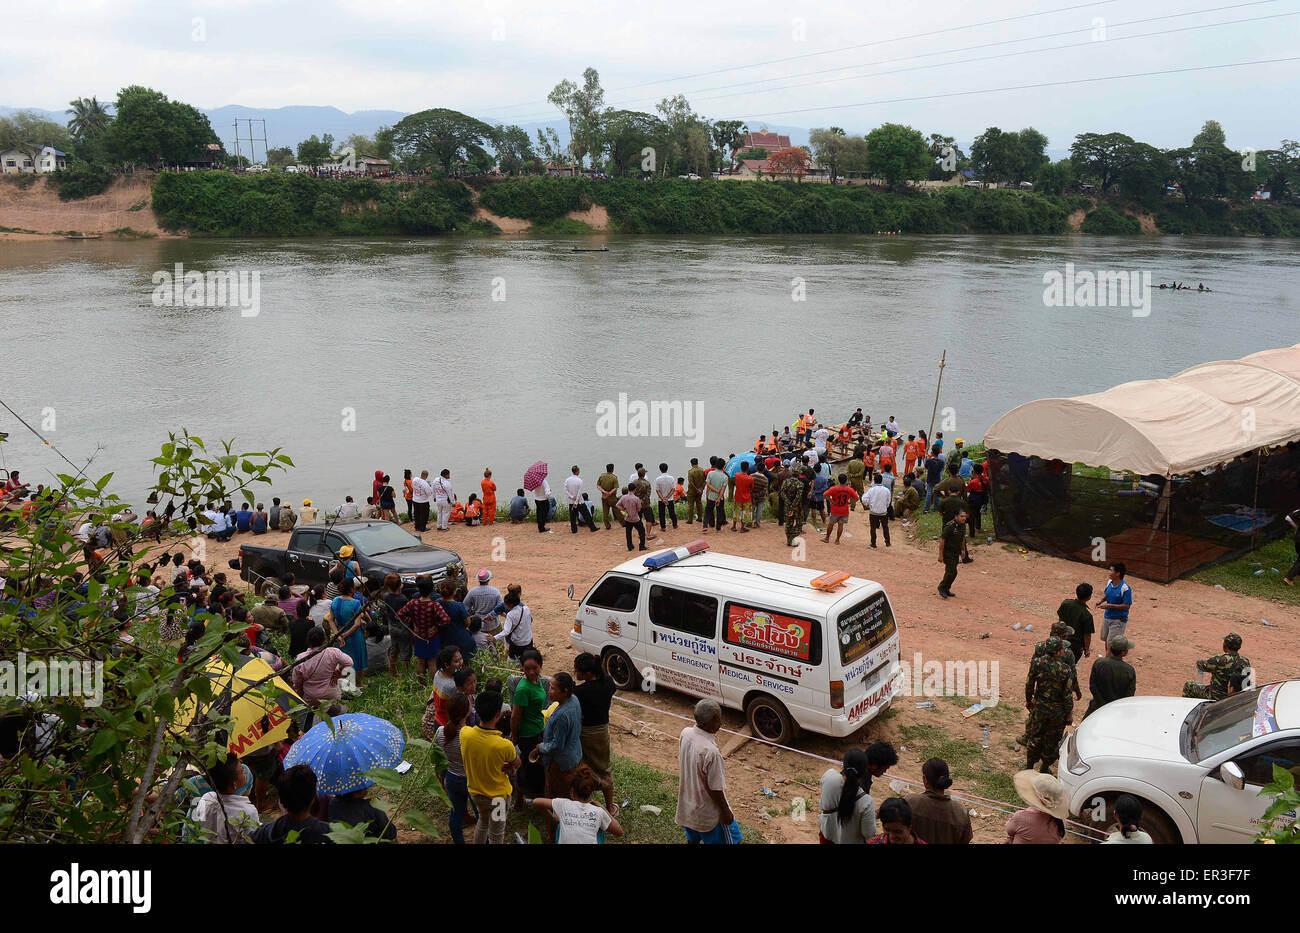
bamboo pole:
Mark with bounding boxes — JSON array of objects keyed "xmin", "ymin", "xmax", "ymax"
[{"xmin": 927, "ymin": 349, "xmax": 947, "ymax": 444}]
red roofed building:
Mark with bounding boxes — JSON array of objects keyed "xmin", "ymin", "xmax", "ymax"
[{"xmin": 735, "ymin": 130, "xmax": 792, "ymax": 154}]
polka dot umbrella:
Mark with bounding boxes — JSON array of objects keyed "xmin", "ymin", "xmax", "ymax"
[{"xmin": 283, "ymin": 713, "xmax": 405, "ymax": 795}]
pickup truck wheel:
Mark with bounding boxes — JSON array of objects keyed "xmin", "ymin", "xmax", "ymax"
[
  {"xmin": 258, "ymin": 576, "xmax": 282, "ymax": 599},
  {"xmin": 746, "ymin": 695, "xmax": 796, "ymax": 744},
  {"xmin": 602, "ymin": 648, "xmax": 641, "ymax": 691},
  {"xmin": 1082, "ymin": 793, "xmax": 1181, "ymax": 844}
]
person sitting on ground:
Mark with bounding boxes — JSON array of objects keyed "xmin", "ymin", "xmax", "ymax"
[
  {"xmin": 905, "ymin": 758, "xmax": 972, "ymax": 844},
  {"xmin": 464, "ymin": 493, "xmax": 482, "ymax": 526},
  {"xmin": 190, "ymin": 752, "xmax": 260, "ymax": 844},
  {"xmin": 867, "ymin": 798, "xmax": 925, "ymax": 845},
  {"xmin": 337, "ymin": 496, "xmax": 361, "ymax": 521},
  {"xmin": 818, "ymin": 748, "xmax": 876, "ymax": 844},
  {"xmin": 508, "ymin": 489, "xmax": 530, "ymax": 523},
  {"xmin": 251, "ymin": 503, "xmax": 269, "ymax": 534},
  {"xmin": 252, "ymin": 764, "xmax": 333, "ymax": 844},
  {"xmin": 299, "ymin": 499, "xmax": 318, "ymax": 524},
  {"xmin": 327, "ymin": 783, "xmax": 397, "ymax": 841},
  {"xmin": 530, "ymin": 765, "xmax": 624, "ymax": 844},
  {"xmin": 1101, "ymin": 793, "xmax": 1153, "ymax": 844}
]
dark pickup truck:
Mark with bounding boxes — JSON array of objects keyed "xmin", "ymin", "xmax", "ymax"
[{"xmin": 231, "ymin": 521, "xmax": 467, "ymax": 595}]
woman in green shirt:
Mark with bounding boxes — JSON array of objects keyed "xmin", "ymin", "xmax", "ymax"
[{"xmin": 511, "ymin": 648, "xmax": 548, "ymax": 806}]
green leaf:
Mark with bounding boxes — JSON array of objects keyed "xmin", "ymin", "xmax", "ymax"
[
  {"xmin": 364, "ymin": 767, "xmax": 406, "ymax": 792},
  {"xmin": 88, "ymin": 728, "xmax": 119, "ymax": 758},
  {"xmin": 326, "ymin": 821, "xmax": 372, "ymax": 845},
  {"xmin": 527, "ymin": 822, "xmax": 544, "ymax": 845},
  {"xmin": 401, "ymin": 810, "xmax": 441, "ymax": 839}
]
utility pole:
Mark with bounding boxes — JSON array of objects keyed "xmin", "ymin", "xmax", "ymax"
[{"xmin": 927, "ymin": 349, "xmax": 947, "ymax": 444}]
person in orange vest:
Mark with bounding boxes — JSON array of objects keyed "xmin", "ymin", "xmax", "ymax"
[
  {"xmin": 838, "ymin": 424, "xmax": 852, "ymax": 447},
  {"xmin": 481, "ymin": 468, "xmax": 497, "ymax": 525},
  {"xmin": 464, "ymin": 494, "xmax": 482, "ymax": 526},
  {"xmin": 754, "ymin": 435, "xmax": 767, "ymax": 455},
  {"xmin": 674, "ymin": 478, "xmax": 686, "ymax": 503},
  {"xmin": 449, "ymin": 501, "xmax": 466, "ymax": 523},
  {"xmin": 765, "ymin": 433, "xmax": 778, "ymax": 454}
]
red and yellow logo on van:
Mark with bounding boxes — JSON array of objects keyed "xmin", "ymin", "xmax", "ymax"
[{"xmin": 725, "ymin": 605, "xmax": 812, "ymax": 661}]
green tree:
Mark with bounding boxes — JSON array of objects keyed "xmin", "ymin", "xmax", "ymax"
[
  {"xmin": 1035, "ymin": 158, "xmax": 1076, "ymax": 195},
  {"xmin": 0, "ymin": 111, "xmax": 72, "ymax": 152},
  {"xmin": 655, "ymin": 94, "xmax": 697, "ymax": 177},
  {"xmin": 926, "ymin": 133, "xmax": 966, "ymax": 179},
  {"xmin": 106, "ymin": 86, "xmax": 217, "ymax": 168},
  {"xmin": 296, "ymin": 134, "xmax": 334, "ymax": 169},
  {"xmin": 66, "ymin": 97, "xmax": 112, "ymax": 141},
  {"xmin": 1259, "ymin": 139, "xmax": 1300, "ymax": 203},
  {"xmin": 602, "ymin": 110, "xmax": 665, "ymax": 176},
  {"xmin": 1114, "ymin": 143, "xmax": 1169, "ymax": 208},
  {"xmin": 547, "ymin": 68, "xmax": 605, "ymax": 171},
  {"xmin": 809, "ymin": 126, "xmax": 849, "ymax": 183},
  {"xmin": 1070, "ymin": 132, "xmax": 1137, "ymax": 193},
  {"xmin": 391, "ymin": 108, "xmax": 492, "ymax": 175},
  {"xmin": 266, "ymin": 146, "xmax": 295, "ymax": 169},
  {"xmin": 0, "ymin": 430, "xmax": 295, "ymax": 843},
  {"xmin": 490, "ymin": 124, "xmax": 535, "ymax": 175},
  {"xmin": 865, "ymin": 122, "xmax": 930, "ymax": 187},
  {"xmin": 710, "ymin": 119, "xmax": 747, "ymax": 172}
]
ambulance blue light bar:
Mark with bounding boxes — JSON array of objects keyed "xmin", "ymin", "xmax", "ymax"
[{"xmin": 643, "ymin": 540, "xmax": 709, "ymax": 569}]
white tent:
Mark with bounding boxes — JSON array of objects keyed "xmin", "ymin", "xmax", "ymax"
[{"xmin": 983, "ymin": 344, "xmax": 1300, "ymax": 475}]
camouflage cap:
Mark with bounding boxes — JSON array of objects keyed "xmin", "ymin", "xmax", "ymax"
[
  {"xmin": 1043, "ymin": 636, "xmax": 1064, "ymax": 654},
  {"xmin": 1050, "ymin": 621, "xmax": 1075, "ymax": 638},
  {"xmin": 1224, "ymin": 632, "xmax": 1243, "ymax": 650},
  {"xmin": 1108, "ymin": 634, "xmax": 1135, "ymax": 652}
]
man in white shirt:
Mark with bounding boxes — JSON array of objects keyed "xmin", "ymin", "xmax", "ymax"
[
  {"xmin": 862, "ymin": 473, "xmax": 892, "ymax": 548},
  {"xmin": 627, "ymin": 462, "xmax": 645, "ymax": 487},
  {"xmin": 530, "ymin": 477, "xmax": 553, "ymax": 533},
  {"xmin": 675, "ymin": 699, "xmax": 735, "ymax": 844},
  {"xmin": 564, "ymin": 465, "xmax": 597, "ymax": 533},
  {"xmin": 885, "ymin": 416, "xmax": 901, "ymax": 438},
  {"xmin": 432, "ymin": 470, "xmax": 455, "ymax": 532},
  {"xmin": 411, "ymin": 471, "xmax": 433, "ymax": 532},
  {"xmin": 654, "ymin": 463, "xmax": 678, "ymax": 530},
  {"xmin": 337, "ymin": 496, "xmax": 361, "ymax": 521},
  {"xmin": 813, "ymin": 426, "xmax": 830, "ymax": 454}
]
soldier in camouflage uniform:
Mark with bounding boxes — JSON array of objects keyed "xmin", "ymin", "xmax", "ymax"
[
  {"xmin": 782, "ymin": 474, "xmax": 805, "ymax": 547},
  {"xmin": 1023, "ymin": 637, "xmax": 1081, "ymax": 772},
  {"xmin": 1182, "ymin": 633, "xmax": 1249, "ymax": 701},
  {"xmin": 1016, "ymin": 623, "xmax": 1076, "ymax": 744}
]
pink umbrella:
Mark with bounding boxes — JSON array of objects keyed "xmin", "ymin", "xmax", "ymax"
[{"xmin": 523, "ymin": 461, "xmax": 548, "ymax": 490}]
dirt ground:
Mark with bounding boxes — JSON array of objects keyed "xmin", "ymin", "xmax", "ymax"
[
  {"xmin": 196, "ymin": 510, "xmax": 1300, "ymax": 843},
  {"xmin": 0, "ymin": 173, "xmax": 171, "ymax": 236}
]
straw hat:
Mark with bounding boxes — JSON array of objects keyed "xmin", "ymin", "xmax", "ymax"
[{"xmin": 1013, "ymin": 770, "xmax": 1070, "ymax": 819}]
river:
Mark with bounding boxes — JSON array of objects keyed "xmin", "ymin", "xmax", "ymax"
[{"xmin": 2, "ymin": 233, "xmax": 1296, "ymax": 508}]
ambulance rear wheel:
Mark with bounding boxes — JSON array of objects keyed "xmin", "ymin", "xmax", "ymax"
[
  {"xmin": 746, "ymin": 695, "xmax": 796, "ymax": 745},
  {"xmin": 602, "ymin": 648, "xmax": 641, "ymax": 692}
]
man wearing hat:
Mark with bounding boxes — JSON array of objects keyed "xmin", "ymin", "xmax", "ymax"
[
  {"xmin": 1023, "ymin": 636, "xmax": 1080, "ymax": 772},
  {"xmin": 299, "ymin": 499, "xmax": 318, "ymax": 524},
  {"xmin": 1006, "ymin": 770, "xmax": 1070, "ymax": 843},
  {"xmin": 464, "ymin": 568, "xmax": 506, "ymax": 637},
  {"xmin": 1182, "ymin": 634, "xmax": 1249, "ymax": 701},
  {"xmin": 1086, "ymin": 635, "xmax": 1137, "ymax": 717}
]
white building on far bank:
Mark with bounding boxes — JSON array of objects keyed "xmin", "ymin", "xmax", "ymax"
[{"xmin": 1, "ymin": 145, "xmax": 68, "ymax": 174}]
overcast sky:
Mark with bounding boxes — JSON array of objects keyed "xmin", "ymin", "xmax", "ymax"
[{"xmin": 4, "ymin": 0, "xmax": 1296, "ymax": 149}]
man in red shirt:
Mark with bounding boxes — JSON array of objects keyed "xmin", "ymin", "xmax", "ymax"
[
  {"xmin": 731, "ymin": 462, "xmax": 754, "ymax": 533},
  {"xmin": 822, "ymin": 473, "xmax": 858, "ymax": 545}
]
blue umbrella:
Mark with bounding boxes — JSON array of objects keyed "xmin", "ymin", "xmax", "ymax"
[
  {"xmin": 725, "ymin": 452, "xmax": 757, "ymax": 477},
  {"xmin": 283, "ymin": 713, "xmax": 405, "ymax": 795}
]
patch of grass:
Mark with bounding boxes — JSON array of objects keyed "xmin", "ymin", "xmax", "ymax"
[
  {"xmin": 109, "ymin": 227, "xmax": 156, "ymax": 237},
  {"xmin": 456, "ymin": 218, "xmax": 500, "ymax": 236},
  {"xmin": 1190, "ymin": 537, "xmax": 1299, "ymax": 606},
  {"xmin": 0, "ymin": 225, "xmax": 38, "ymax": 234},
  {"xmin": 126, "ymin": 200, "xmax": 148, "ymax": 212},
  {"xmin": 899, "ymin": 722, "xmax": 1020, "ymax": 809},
  {"xmin": 937, "ymin": 693, "xmax": 1022, "ymax": 727}
]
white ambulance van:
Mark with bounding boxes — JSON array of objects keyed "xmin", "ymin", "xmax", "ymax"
[{"xmin": 570, "ymin": 541, "xmax": 901, "ymax": 744}]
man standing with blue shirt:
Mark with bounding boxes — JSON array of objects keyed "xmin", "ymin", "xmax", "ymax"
[{"xmin": 1096, "ymin": 562, "xmax": 1133, "ymax": 645}]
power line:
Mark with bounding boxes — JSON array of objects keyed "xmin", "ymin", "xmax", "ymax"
[
  {"xmin": 687, "ymin": 9, "xmax": 1297, "ymax": 107},
  {"xmin": 488, "ymin": 0, "xmax": 1288, "ymax": 126},
  {"xmin": 473, "ymin": 0, "xmax": 1127, "ymax": 118},
  {"xmin": 740, "ymin": 55, "xmax": 1299, "ymax": 121},
  {"xmin": 684, "ymin": 0, "xmax": 1286, "ymax": 101}
]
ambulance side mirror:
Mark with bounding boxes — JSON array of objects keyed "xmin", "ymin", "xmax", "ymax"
[{"xmin": 1220, "ymin": 761, "xmax": 1245, "ymax": 791}]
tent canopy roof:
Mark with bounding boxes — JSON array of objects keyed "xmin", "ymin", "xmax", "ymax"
[{"xmin": 983, "ymin": 344, "xmax": 1300, "ymax": 474}]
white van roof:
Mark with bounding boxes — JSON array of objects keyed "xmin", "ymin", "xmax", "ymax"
[{"xmin": 607, "ymin": 548, "xmax": 883, "ymax": 615}]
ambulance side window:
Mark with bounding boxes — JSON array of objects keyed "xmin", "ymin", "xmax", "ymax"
[
  {"xmin": 587, "ymin": 576, "xmax": 640, "ymax": 612},
  {"xmin": 649, "ymin": 585, "xmax": 718, "ymax": 638}
]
